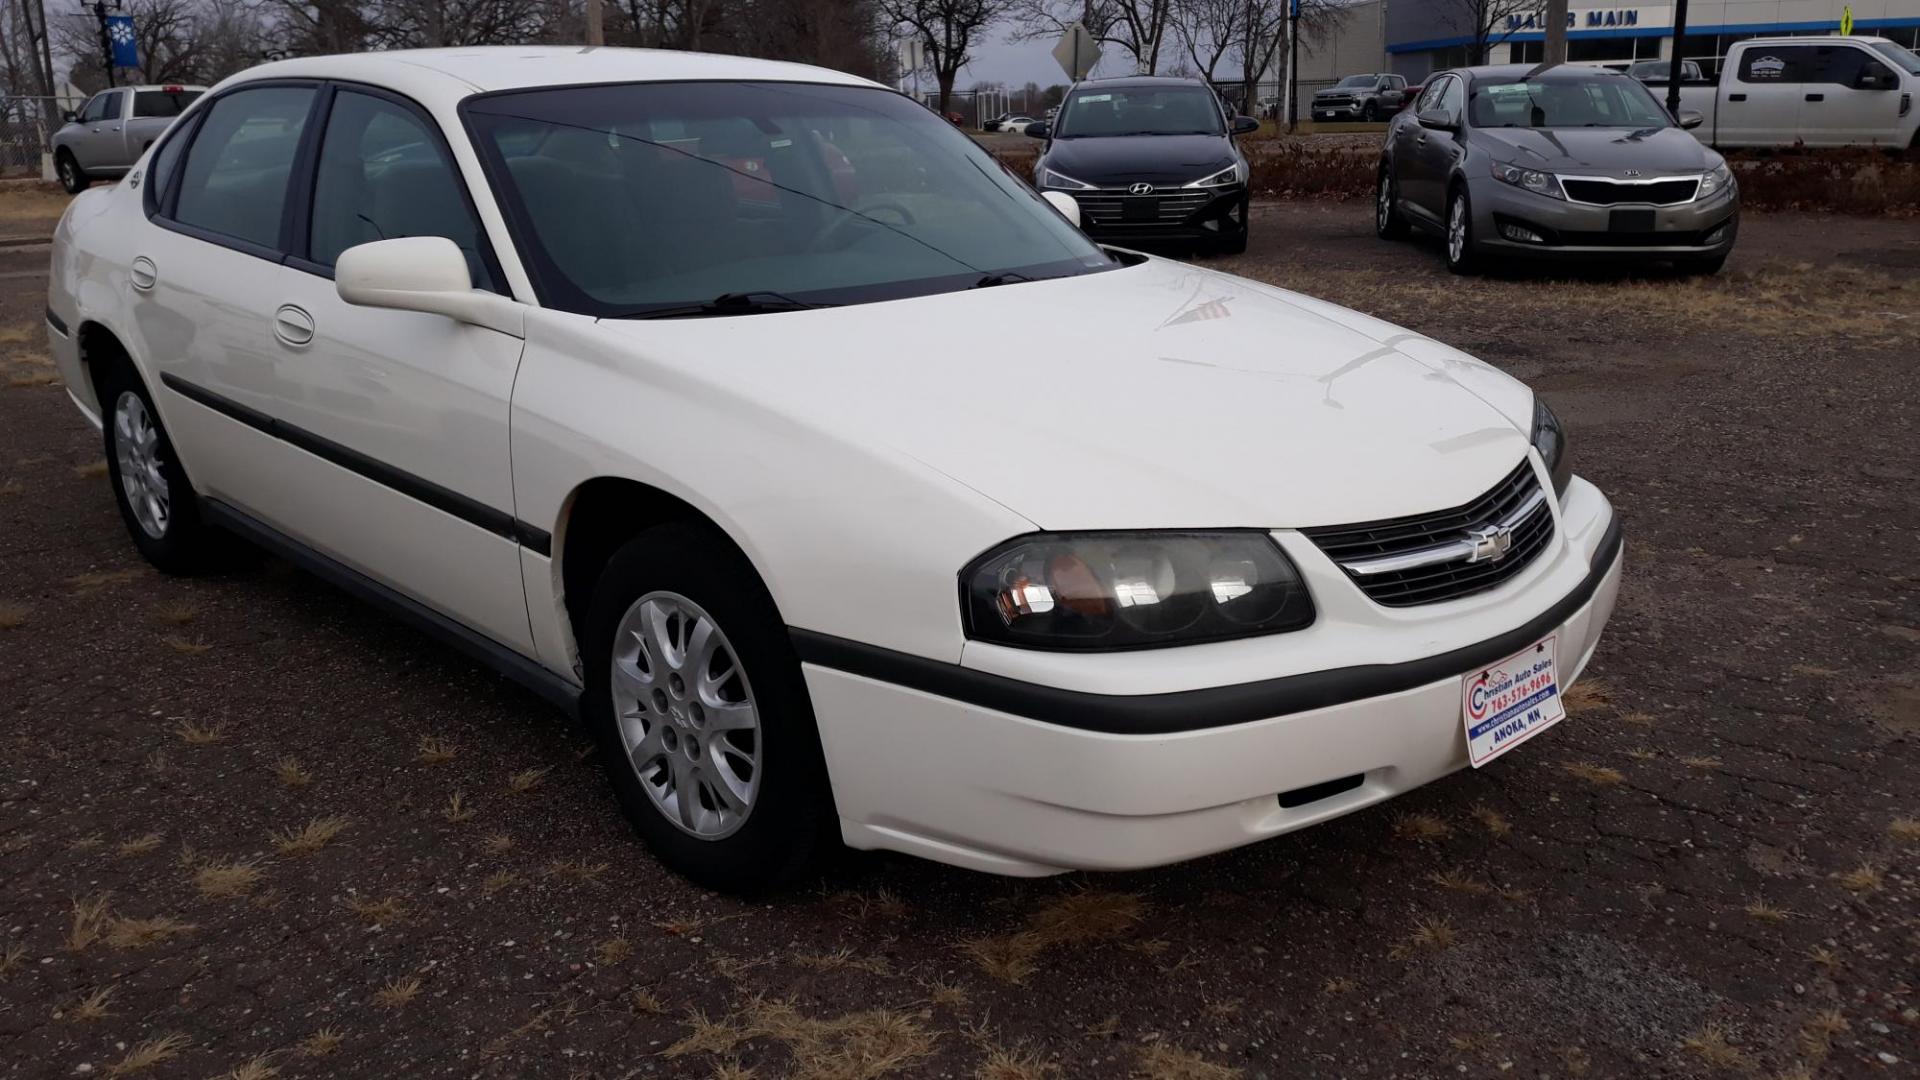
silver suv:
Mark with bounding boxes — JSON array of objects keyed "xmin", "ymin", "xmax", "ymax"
[
  {"xmin": 51, "ymin": 85, "xmax": 205, "ymax": 193},
  {"xmin": 1311, "ymin": 74, "xmax": 1408, "ymax": 122}
]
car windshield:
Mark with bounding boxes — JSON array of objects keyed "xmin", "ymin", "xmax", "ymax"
[
  {"xmin": 1870, "ymin": 40, "xmax": 1920, "ymax": 75},
  {"xmin": 1053, "ymin": 86, "xmax": 1224, "ymax": 137},
  {"xmin": 1468, "ymin": 74, "xmax": 1672, "ymax": 129},
  {"xmin": 1336, "ymin": 75, "xmax": 1378, "ymax": 88},
  {"xmin": 465, "ymin": 81, "xmax": 1114, "ymax": 318}
]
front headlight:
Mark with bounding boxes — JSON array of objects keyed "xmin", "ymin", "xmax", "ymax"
[
  {"xmin": 962, "ymin": 532, "xmax": 1315, "ymax": 651},
  {"xmin": 1698, "ymin": 161, "xmax": 1733, "ymax": 198},
  {"xmin": 1184, "ymin": 162, "xmax": 1246, "ymax": 188},
  {"xmin": 1532, "ymin": 398, "xmax": 1572, "ymax": 497},
  {"xmin": 1491, "ymin": 162, "xmax": 1565, "ymax": 200},
  {"xmin": 1037, "ymin": 166, "xmax": 1097, "ymax": 191}
]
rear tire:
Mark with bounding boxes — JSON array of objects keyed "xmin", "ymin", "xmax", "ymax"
[
  {"xmin": 97, "ymin": 364, "xmax": 227, "ymax": 574},
  {"xmin": 1445, "ymin": 185, "xmax": 1480, "ymax": 275},
  {"xmin": 56, "ymin": 151, "xmax": 87, "ymax": 194},
  {"xmin": 1214, "ymin": 228, "xmax": 1248, "ymax": 256},
  {"xmin": 1376, "ymin": 167, "xmax": 1410, "ymax": 240},
  {"xmin": 582, "ymin": 522, "xmax": 837, "ymax": 894}
]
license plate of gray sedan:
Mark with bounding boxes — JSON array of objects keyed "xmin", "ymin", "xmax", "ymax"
[{"xmin": 1609, "ymin": 209, "xmax": 1656, "ymax": 232}]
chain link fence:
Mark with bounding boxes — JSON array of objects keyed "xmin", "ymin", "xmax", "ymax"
[{"xmin": 1, "ymin": 96, "xmax": 75, "ymax": 179}]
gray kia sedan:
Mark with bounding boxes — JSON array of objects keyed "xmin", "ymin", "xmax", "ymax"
[{"xmin": 1376, "ymin": 65, "xmax": 1738, "ymax": 274}]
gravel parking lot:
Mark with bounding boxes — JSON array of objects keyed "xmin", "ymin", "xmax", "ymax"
[{"xmin": 2, "ymin": 196, "xmax": 1917, "ymax": 1078}]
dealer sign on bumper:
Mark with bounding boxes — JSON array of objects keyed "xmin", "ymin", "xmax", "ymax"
[{"xmin": 1463, "ymin": 635, "xmax": 1565, "ymax": 767}]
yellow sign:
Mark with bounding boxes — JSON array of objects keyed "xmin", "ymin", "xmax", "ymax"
[{"xmin": 1841, "ymin": 5, "xmax": 1853, "ymax": 35}]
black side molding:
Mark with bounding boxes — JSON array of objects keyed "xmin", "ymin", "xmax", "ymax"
[
  {"xmin": 791, "ymin": 514, "xmax": 1623, "ymax": 736},
  {"xmin": 203, "ymin": 499, "xmax": 580, "ymax": 717},
  {"xmin": 45, "ymin": 306, "xmax": 69, "ymax": 337},
  {"xmin": 160, "ymin": 372, "xmax": 551, "ymax": 556}
]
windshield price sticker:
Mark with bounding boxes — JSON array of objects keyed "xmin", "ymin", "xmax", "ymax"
[{"xmin": 1462, "ymin": 635, "xmax": 1565, "ymax": 768}]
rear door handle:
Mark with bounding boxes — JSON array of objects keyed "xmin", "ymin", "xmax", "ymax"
[
  {"xmin": 1415, "ymin": 135, "xmax": 1428, "ymax": 146},
  {"xmin": 129, "ymin": 256, "xmax": 157, "ymax": 291},
  {"xmin": 273, "ymin": 304, "xmax": 315, "ymax": 348},
  {"xmin": 1805, "ymin": 93, "xmax": 1824, "ymax": 102},
  {"xmin": 1728, "ymin": 93, "xmax": 1748, "ymax": 102}
]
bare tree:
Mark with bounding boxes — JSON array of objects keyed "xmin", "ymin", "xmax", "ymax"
[
  {"xmin": 1171, "ymin": 0, "xmax": 1239, "ymax": 84},
  {"xmin": 1441, "ymin": 0, "xmax": 1540, "ymax": 65},
  {"xmin": 1226, "ymin": 0, "xmax": 1344, "ymax": 120},
  {"xmin": 1017, "ymin": 0, "xmax": 1172, "ymax": 75},
  {"xmin": 877, "ymin": 0, "xmax": 1005, "ymax": 115}
]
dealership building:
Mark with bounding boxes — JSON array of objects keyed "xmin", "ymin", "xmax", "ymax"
[{"xmin": 1379, "ymin": 2, "xmax": 1920, "ymax": 78}]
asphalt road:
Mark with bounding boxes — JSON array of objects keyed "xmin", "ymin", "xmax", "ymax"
[{"xmin": 2, "ymin": 203, "xmax": 1917, "ymax": 1078}]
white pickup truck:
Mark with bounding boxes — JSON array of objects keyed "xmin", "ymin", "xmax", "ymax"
[
  {"xmin": 1674, "ymin": 36, "xmax": 1920, "ymax": 150},
  {"xmin": 51, "ymin": 84, "xmax": 205, "ymax": 193}
]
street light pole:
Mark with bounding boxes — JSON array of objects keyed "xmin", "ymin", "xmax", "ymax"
[
  {"xmin": 1665, "ymin": 0, "xmax": 1691, "ymax": 118},
  {"xmin": 1286, "ymin": 0, "xmax": 1300, "ymax": 132},
  {"xmin": 1544, "ymin": 0, "xmax": 1568, "ymax": 65}
]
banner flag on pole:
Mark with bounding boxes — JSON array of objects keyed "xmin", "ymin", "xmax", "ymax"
[{"xmin": 107, "ymin": 16, "xmax": 139, "ymax": 69}]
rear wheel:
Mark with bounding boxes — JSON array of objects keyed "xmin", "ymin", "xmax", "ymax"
[
  {"xmin": 1445, "ymin": 186, "xmax": 1479, "ymax": 275},
  {"xmin": 56, "ymin": 151, "xmax": 87, "ymax": 194},
  {"xmin": 1376, "ymin": 168, "xmax": 1410, "ymax": 240},
  {"xmin": 582, "ymin": 522, "xmax": 837, "ymax": 893}
]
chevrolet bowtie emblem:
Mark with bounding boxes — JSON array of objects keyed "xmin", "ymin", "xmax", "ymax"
[{"xmin": 1464, "ymin": 523, "xmax": 1515, "ymax": 563}]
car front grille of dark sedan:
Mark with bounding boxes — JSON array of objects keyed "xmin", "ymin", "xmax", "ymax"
[
  {"xmin": 1562, "ymin": 178, "xmax": 1700, "ymax": 206},
  {"xmin": 1073, "ymin": 189, "xmax": 1215, "ymax": 226},
  {"xmin": 1301, "ymin": 459, "xmax": 1556, "ymax": 607}
]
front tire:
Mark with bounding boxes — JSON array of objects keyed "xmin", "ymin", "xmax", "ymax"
[
  {"xmin": 99, "ymin": 367, "xmax": 225, "ymax": 574},
  {"xmin": 1376, "ymin": 167, "xmax": 1410, "ymax": 240},
  {"xmin": 582, "ymin": 523, "xmax": 837, "ymax": 893},
  {"xmin": 1361, "ymin": 101, "xmax": 1379, "ymax": 122},
  {"xmin": 56, "ymin": 151, "xmax": 88, "ymax": 194},
  {"xmin": 1445, "ymin": 185, "xmax": 1480, "ymax": 275}
]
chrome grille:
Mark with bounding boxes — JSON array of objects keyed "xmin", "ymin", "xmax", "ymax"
[
  {"xmin": 1563, "ymin": 178, "xmax": 1699, "ymax": 206},
  {"xmin": 1302, "ymin": 459, "xmax": 1555, "ymax": 607},
  {"xmin": 1073, "ymin": 189, "xmax": 1213, "ymax": 225}
]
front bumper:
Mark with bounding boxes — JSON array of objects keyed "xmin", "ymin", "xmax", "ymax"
[
  {"xmin": 799, "ymin": 477, "xmax": 1622, "ymax": 876},
  {"xmin": 1312, "ymin": 102, "xmax": 1364, "ymax": 120},
  {"xmin": 1050, "ymin": 184, "xmax": 1249, "ymax": 245},
  {"xmin": 1473, "ymin": 177, "xmax": 1739, "ymax": 260}
]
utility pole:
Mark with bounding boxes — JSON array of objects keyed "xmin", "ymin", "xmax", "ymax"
[
  {"xmin": 1543, "ymin": 0, "xmax": 1568, "ymax": 65},
  {"xmin": 89, "ymin": 0, "xmax": 117, "ymax": 88},
  {"xmin": 1664, "ymin": 0, "xmax": 1690, "ymax": 118},
  {"xmin": 1285, "ymin": 0, "xmax": 1299, "ymax": 132},
  {"xmin": 585, "ymin": 0, "xmax": 604, "ymax": 45}
]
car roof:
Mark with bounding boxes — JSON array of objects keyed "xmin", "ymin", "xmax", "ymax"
[
  {"xmin": 212, "ymin": 46, "xmax": 881, "ymax": 110},
  {"xmin": 1741, "ymin": 35, "xmax": 1890, "ymax": 45},
  {"xmin": 1451, "ymin": 63, "xmax": 1637, "ymax": 82},
  {"xmin": 1072, "ymin": 75, "xmax": 1210, "ymax": 89},
  {"xmin": 123, "ymin": 84, "xmax": 209, "ymax": 91}
]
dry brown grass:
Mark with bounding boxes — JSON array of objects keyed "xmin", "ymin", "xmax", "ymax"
[
  {"xmin": 1679, "ymin": 755, "xmax": 1722, "ymax": 770},
  {"xmin": 0, "ymin": 183, "xmax": 71, "ymax": 227},
  {"xmin": 480, "ymin": 870, "xmax": 523, "ymax": 896},
  {"xmin": 1680, "ymin": 1025, "xmax": 1751, "ymax": 1069},
  {"xmin": 924, "ymin": 976, "xmax": 968, "ymax": 1008},
  {"xmin": 1426, "ymin": 868, "xmax": 1493, "ymax": 895},
  {"xmin": 1745, "ymin": 899, "xmax": 1793, "ymax": 922},
  {"xmin": 153, "ymin": 601, "xmax": 200, "ymax": 625},
  {"xmin": 416, "ymin": 735, "xmax": 458, "ymax": 763},
  {"xmin": 1470, "ymin": 804, "xmax": 1513, "ymax": 837},
  {"xmin": 68, "ymin": 892, "xmax": 113, "ymax": 950},
  {"xmin": 663, "ymin": 1008, "xmax": 750, "ymax": 1058},
  {"xmin": 963, "ymin": 889, "xmax": 1146, "ymax": 984},
  {"xmin": 108, "ymin": 1033, "xmax": 190, "ymax": 1076},
  {"xmin": 175, "ymin": 719, "xmax": 228, "ymax": 744},
  {"xmin": 116, "ymin": 832, "xmax": 163, "ymax": 857},
  {"xmin": 1389, "ymin": 916, "xmax": 1459, "ymax": 959},
  {"xmin": 68, "ymin": 567, "xmax": 142, "ymax": 591},
  {"xmin": 0, "ymin": 601, "xmax": 30, "ymax": 629},
  {"xmin": 597, "ymin": 936, "xmax": 633, "ymax": 964},
  {"xmin": 8, "ymin": 370, "xmax": 59, "ymax": 387},
  {"xmin": 831, "ymin": 887, "xmax": 910, "ymax": 921},
  {"xmin": 162, "ymin": 634, "xmax": 213, "ymax": 654},
  {"xmin": 0, "ymin": 941, "xmax": 25, "ymax": 978},
  {"xmin": 1322, "ymin": 975, "xmax": 1357, "ymax": 994},
  {"xmin": 220, "ymin": 1055, "xmax": 279, "ymax": 1080},
  {"xmin": 72, "ymin": 459, "xmax": 110, "ymax": 478},
  {"xmin": 1837, "ymin": 863, "xmax": 1884, "ymax": 893},
  {"xmin": 1392, "ymin": 812, "xmax": 1452, "ymax": 842},
  {"xmin": 374, "ymin": 975, "xmax": 422, "ymax": 1009},
  {"xmin": 297, "ymin": 1028, "xmax": 344, "ymax": 1057},
  {"xmin": 1560, "ymin": 679, "xmax": 1612, "ymax": 713},
  {"xmin": 343, "ymin": 895, "xmax": 407, "ymax": 926},
  {"xmin": 1809, "ymin": 946, "xmax": 1840, "ymax": 971},
  {"xmin": 482, "ymin": 832, "xmax": 514, "ymax": 854},
  {"xmin": 443, "ymin": 792, "xmax": 475, "ymax": 822},
  {"xmin": 631, "ymin": 987, "xmax": 667, "ymax": 1015},
  {"xmin": 0, "ymin": 477, "xmax": 23, "ymax": 497},
  {"xmin": 272, "ymin": 815, "xmax": 350, "ymax": 855},
  {"xmin": 1133, "ymin": 1042, "xmax": 1242, "ymax": 1080},
  {"xmin": 1561, "ymin": 761, "xmax": 1626, "ymax": 786},
  {"xmin": 1889, "ymin": 817, "xmax": 1920, "ymax": 843},
  {"xmin": 195, "ymin": 857, "xmax": 265, "ymax": 898},
  {"xmin": 69, "ymin": 985, "xmax": 114, "ymax": 1021},
  {"xmin": 547, "ymin": 857, "xmax": 612, "ymax": 884},
  {"xmin": 104, "ymin": 913, "xmax": 194, "ymax": 949},
  {"xmin": 737, "ymin": 997, "xmax": 938, "ymax": 1080},
  {"xmin": 1799, "ymin": 1008, "xmax": 1849, "ymax": 1059},
  {"xmin": 274, "ymin": 756, "xmax": 312, "ymax": 787},
  {"xmin": 794, "ymin": 946, "xmax": 892, "ymax": 976},
  {"xmin": 978, "ymin": 1046, "xmax": 1060, "ymax": 1079},
  {"xmin": 508, "ymin": 766, "xmax": 552, "ymax": 792}
]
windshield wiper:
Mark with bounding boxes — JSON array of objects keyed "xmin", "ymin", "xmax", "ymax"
[
  {"xmin": 970, "ymin": 272, "xmax": 1036, "ymax": 289},
  {"xmin": 619, "ymin": 291, "xmax": 826, "ymax": 320}
]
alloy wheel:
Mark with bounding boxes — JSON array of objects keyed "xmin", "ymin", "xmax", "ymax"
[
  {"xmin": 1448, "ymin": 195, "xmax": 1468, "ymax": 264},
  {"xmin": 113, "ymin": 391, "xmax": 170, "ymax": 539},
  {"xmin": 608, "ymin": 591, "xmax": 762, "ymax": 840},
  {"xmin": 1377, "ymin": 175, "xmax": 1392, "ymax": 231}
]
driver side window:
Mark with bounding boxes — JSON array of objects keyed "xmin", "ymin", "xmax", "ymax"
[
  {"xmin": 1437, "ymin": 77, "xmax": 1465, "ymax": 119},
  {"xmin": 306, "ymin": 90, "xmax": 495, "ymax": 291},
  {"xmin": 80, "ymin": 93, "xmax": 113, "ymax": 123}
]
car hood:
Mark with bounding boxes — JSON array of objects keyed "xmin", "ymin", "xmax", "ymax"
[
  {"xmin": 589, "ymin": 258, "xmax": 1536, "ymax": 531},
  {"xmin": 1475, "ymin": 126, "xmax": 1715, "ymax": 175},
  {"xmin": 1043, "ymin": 134, "xmax": 1236, "ymax": 186}
]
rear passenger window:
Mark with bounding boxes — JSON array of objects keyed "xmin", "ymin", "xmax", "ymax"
[
  {"xmin": 1739, "ymin": 47, "xmax": 1810, "ymax": 83},
  {"xmin": 172, "ymin": 86, "xmax": 315, "ymax": 250},
  {"xmin": 134, "ymin": 89, "xmax": 203, "ymax": 118},
  {"xmin": 306, "ymin": 90, "xmax": 494, "ymax": 290}
]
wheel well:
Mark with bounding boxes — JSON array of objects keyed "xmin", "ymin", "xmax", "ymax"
[
  {"xmin": 76, "ymin": 321, "xmax": 133, "ymax": 405},
  {"xmin": 556, "ymin": 478, "xmax": 743, "ymax": 644}
]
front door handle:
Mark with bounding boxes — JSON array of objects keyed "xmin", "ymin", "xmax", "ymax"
[
  {"xmin": 129, "ymin": 256, "xmax": 157, "ymax": 291},
  {"xmin": 273, "ymin": 304, "xmax": 315, "ymax": 348},
  {"xmin": 1729, "ymin": 93, "xmax": 1748, "ymax": 102},
  {"xmin": 1805, "ymin": 93, "xmax": 1824, "ymax": 102},
  {"xmin": 1415, "ymin": 135, "xmax": 1428, "ymax": 146}
]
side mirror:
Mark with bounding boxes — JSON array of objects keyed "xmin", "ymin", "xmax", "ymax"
[
  {"xmin": 1023, "ymin": 122, "xmax": 1050, "ymax": 139},
  {"xmin": 1416, "ymin": 109, "xmax": 1456, "ymax": 131},
  {"xmin": 1040, "ymin": 190, "xmax": 1081, "ymax": 228},
  {"xmin": 62, "ymin": 110, "xmax": 77, "ymax": 123},
  {"xmin": 1231, "ymin": 115, "xmax": 1260, "ymax": 135},
  {"xmin": 336, "ymin": 237, "xmax": 522, "ymax": 338},
  {"xmin": 1857, "ymin": 71, "xmax": 1895, "ymax": 90},
  {"xmin": 1678, "ymin": 109, "xmax": 1705, "ymax": 130}
]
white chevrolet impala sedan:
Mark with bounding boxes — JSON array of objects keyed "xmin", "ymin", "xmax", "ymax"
[{"xmin": 47, "ymin": 48, "xmax": 1621, "ymax": 891}]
